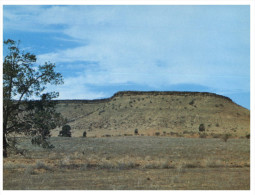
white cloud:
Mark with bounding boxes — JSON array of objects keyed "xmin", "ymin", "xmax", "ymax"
[{"xmin": 4, "ymin": 5, "xmax": 250, "ymax": 100}]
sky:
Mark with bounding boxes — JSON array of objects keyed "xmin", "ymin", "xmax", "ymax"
[{"xmin": 3, "ymin": 5, "xmax": 250, "ymax": 109}]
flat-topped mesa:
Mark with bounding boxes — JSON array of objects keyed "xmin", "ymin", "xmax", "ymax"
[
  {"xmin": 53, "ymin": 90, "xmax": 249, "ymax": 138},
  {"xmin": 56, "ymin": 91, "xmax": 234, "ymax": 104},
  {"xmin": 112, "ymin": 91, "xmax": 233, "ymax": 102}
]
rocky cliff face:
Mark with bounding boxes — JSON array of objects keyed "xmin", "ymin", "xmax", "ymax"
[{"xmin": 53, "ymin": 91, "xmax": 250, "ymax": 137}]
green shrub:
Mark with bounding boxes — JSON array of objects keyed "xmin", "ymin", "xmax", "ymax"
[
  {"xmin": 83, "ymin": 131, "xmax": 87, "ymax": 137},
  {"xmin": 31, "ymin": 135, "xmax": 54, "ymax": 149},
  {"xmin": 199, "ymin": 124, "xmax": 205, "ymax": 132},
  {"xmin": 155, "ymin": 132, "xmax": 160, "ymax": 136},
  {"xmin": 134, "ymin": 129, "xmax": 139, "ymax": 135},
  {"xmin": 59, "ymin": 125, "xmax": 71, "ymax": 137}
]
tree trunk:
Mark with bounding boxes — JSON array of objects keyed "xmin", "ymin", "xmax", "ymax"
[{"xmin": 3, "ymin": 132, "xmax": 8, "ymax": 158}]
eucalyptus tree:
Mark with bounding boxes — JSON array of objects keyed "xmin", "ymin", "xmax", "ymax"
[{"xmin": 3, "ymin": 39, "xmax": 65, "ymax": 157}]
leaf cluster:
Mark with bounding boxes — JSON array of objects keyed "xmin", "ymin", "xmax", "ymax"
[{"xmin": 3, "ymin": 39, "xmax": 65, "ymax": 150}]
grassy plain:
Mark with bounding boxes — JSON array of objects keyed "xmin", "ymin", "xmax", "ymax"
[{"xmin": 3, "ymin": 136, "xmax": 250, "ymax": 190}]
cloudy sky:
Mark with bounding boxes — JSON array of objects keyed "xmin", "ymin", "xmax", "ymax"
[{"xmin": 3, "ymin": 5, "xmax": 250, "ymax": 108}]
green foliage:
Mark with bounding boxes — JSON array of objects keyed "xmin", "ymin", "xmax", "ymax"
[
  {"xmin": 59, "ymin": 125, "xmax": 72, "ymax": 137},
  {"xmin": 31, "ymin": 135, "xmax": 54, "ymax": 149},
  {"xmin": 134, "ymin": 129, "xmax": 139, "ymax": 135},
  {"xmin": 83, "ymin": 131, "xmax": 87, "ymax": 137},
  {"xmin": 3, "ymin": 39, "xmax": 64, "ymax": 157},
  {"xmin": 199, "ymin": 124, "xmax": 205, "ymax": 132}
]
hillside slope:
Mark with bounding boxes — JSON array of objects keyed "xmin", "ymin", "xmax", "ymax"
[{"xmin": 53, "ymin": 91, "xmax": 250, "ymax": 137}]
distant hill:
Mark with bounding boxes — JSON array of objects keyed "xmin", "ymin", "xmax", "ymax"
[{"xmin": 52, "ymin": 91, "xmax": 250, "ymax": 138}]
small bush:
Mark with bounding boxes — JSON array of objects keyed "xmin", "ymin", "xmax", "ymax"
[
  {"xmin": 189, "ymin": 99, "xmax": 195, "ymax": 105},
  {"xmin": 199, "ymin": 124, "xmax": 205, "ymax": 132},
  {"xmin": 83, "ymin": 131, "xmax": 87, "ymax": 137},
  {"xmin": 134, "ymin": 129, "xmax": 139, "ymax": 135},
  {"xmin": 59, "ymin": 125, "xmax": 71, "ymax": 137},
  {"xmin": 222, "ymin": 134, "xmax": 231, "ymax": 142},
  {"xmin": 155, "ymin": 132, "xmax": 160, "ymax": 136},
  {"xmin": 246, "ymin": 134, "xmax": 250, "ymax": 139}
]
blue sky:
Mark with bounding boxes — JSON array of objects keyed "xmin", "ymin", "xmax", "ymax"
[{"xmin": 3, "ymin": 5, "xmax": 250, "ymax": 109}]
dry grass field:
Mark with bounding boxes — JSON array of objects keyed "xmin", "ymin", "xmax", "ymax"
[{"xmin": 3, "ymin": 136, "xmax": 250, "ymax": 190}]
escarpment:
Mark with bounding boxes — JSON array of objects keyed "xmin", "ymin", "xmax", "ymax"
[{"xmin": 53, "ymin": 91, "xmax": 250, "ymax": 137}]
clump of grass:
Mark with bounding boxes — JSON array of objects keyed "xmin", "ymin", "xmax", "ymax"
[
  {"xmin": 202, "ymin": 158, "xmax": 224, "ymax": 168},
  {"xmin": 199, "ymin": 132, "xmax": 207, "ymax": 138},
  {"xmin": 211, "ymin": 133, "xmax": 221, "ymax": 138},
  {"xmin": 35, "ymin": 160, "xmax": 52, "ymax": 171},
  {"xmin": 24, "ymin": 165, "xmax": 36, "ymax": 175}
]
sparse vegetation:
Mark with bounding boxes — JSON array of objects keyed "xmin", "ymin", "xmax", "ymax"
[
  {"xmin": 189, "ymin": 99, "xmax": 195, "ymax": 105},
  {"xmin": 222, "ymin": 134, "xmax": 231, "ymax": 142},
  {"xmin": 3, "ymin": 137, "xmax": 250, "ymax": 190},
  {"xmin": 211, "ymin": 133, "xmax": 221, "ymax": 138},
  {"xmin": 199, "ymin": 133, "xmax": 207, "ymax": 138}
]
